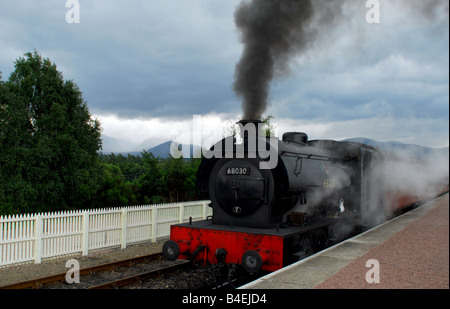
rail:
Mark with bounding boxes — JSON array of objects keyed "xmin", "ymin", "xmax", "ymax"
[
  {"xmin": 0, "ymin": 200, "xmax": 211, "ymax": 267},
  {"xmin": 0, "ymin": 252, "xmax": 191, "ymax": 289},
  {"xmin": 0, "ymin": 253, "xmax": 164, "ymax": 289},
  {"xmin": 88, "ymin": 261, "xmax": 191, "ymax": 289}
]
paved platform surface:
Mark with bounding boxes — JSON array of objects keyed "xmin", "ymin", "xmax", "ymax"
[{"xmin": 241, "ymin": 193, "xmax": 449, "ymax": 289}]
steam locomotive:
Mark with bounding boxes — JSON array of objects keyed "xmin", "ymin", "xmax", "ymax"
[{"xmin": 162, "ymin": 120, "xmax": 448, "ymax": 273}]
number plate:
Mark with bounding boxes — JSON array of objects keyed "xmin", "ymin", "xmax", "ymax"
[{"xmin": 226, "ymin": 167, "xmax": 250, "ymax": 175}]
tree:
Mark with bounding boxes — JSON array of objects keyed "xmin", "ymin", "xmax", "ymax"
[
  {"xmin": 182, "ymin": 157, "xmax": 202, "ymax": 200},
  {"xmin": 94, "ymin": 162, "xmax": 131, "ymax": 208},
  {"xmin": 0, "ymin": 51, "xmax": 102, "ymax": 214},
  {"xmin": 261, "ymin": 115, "xmax": 276, "ymax": 137},
  {"xmin": 139, "ymin": 150, "xmax": 164, "ymax": 203}
]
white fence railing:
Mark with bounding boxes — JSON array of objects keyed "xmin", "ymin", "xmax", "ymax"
[{"xmin": 0, "ymin": 200, "xmax": 211, "ymax": 267}]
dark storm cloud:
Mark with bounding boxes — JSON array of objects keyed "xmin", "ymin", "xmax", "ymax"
[
  {"xmin": 232, "ymin": 0, "xmax": 449, "ymax": 121},
  {"xmin": 0, "ymin": 0, "xmax": 241, "ymax": 118},
  {"xmin": 0, "ymin": 0, "xmax": 448, "ymax": 148}
]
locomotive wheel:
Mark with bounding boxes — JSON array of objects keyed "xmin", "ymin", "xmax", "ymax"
[
  {"xmin": 162, "ymin": 240, "xmax": 180, "ymax": 261},
  {"xmin": 299, "ymin": 235, "xmax": 313, "ymax": 256},
  {"xmin": 242, "ymin": 250, "xmax": 263, "ymax": 273}
]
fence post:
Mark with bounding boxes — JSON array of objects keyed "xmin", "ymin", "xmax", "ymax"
[
  {"xmin": 179, "ymin": 203, "xmax": 184, "ymax": 223},
  {"xmin": 34, "ymin": 215, "xmax": 42, "ymax": 264},
  {"xmin": 202, "ymin": 201, "xmax": 208, "ymax": 219},
  {"xmin": 82, "ymin": 211, "xmax": 89, "ymax": 256},
  {"xmin": 121, "ymin": 209, "xmax": 127, "ymax": 249},
  {"xmin": 151, "ymin": 206, "xmax": 157, "ymax": 243}
]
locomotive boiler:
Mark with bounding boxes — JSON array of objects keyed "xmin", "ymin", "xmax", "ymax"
[{"xmin": 196, "ymin": 121, "xmax": 372, "ymax": 229}]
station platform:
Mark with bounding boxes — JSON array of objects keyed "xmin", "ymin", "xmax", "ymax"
[{"xmin": 241, "ymin": 193, "xmax": 449, "ymax": 289}]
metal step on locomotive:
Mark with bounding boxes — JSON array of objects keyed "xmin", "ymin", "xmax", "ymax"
[{"xmin": 162, "ymin": 120, "xmax": 449, "ymax": 274}]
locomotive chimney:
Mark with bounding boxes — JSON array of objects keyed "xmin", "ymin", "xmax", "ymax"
[
  {"xmin": 237, "ymin": 119, "xmax": 263, "ymax": 141},
  {"xmin": 236, "ymin": 119, "xmax": 279, "ymax": 170}
]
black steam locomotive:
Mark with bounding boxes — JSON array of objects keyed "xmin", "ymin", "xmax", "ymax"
[
  {"xmin": 162, "ymin": 120, "xmax": 440, "ymax": 273},
  {"xmin": 196, "ymin": 121, "xmax": 376, "ymax": 229}
]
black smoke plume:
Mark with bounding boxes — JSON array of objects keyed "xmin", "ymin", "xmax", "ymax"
[
  {"xmin": 232, "ymin": 0, "xmax": 448, "ymax": 120},
  {"xmin": 233, "ymin": 0, "xmax": 316, "ymax": 120}
]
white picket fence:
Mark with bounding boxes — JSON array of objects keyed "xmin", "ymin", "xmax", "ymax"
[{"xmin": 0, "ymin": 200, "xmax": 211, "ymax": 267}]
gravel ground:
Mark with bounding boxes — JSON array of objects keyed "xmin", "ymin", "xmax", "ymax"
[
  {"xmin": 315, "ymin": 194, "xmax": 449, "ymax": 289},
  {"xmin": 0, "ymin": 241, "xmax": 163, "ymax": 287},
  {"xmin": 129, "ymin": 264, "xmax": 226, "ymax": 289}
]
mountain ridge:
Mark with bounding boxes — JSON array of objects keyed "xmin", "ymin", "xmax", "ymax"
[
  {"xmin": 343, "ymin": 137, "xmax": 449, "ymax": 159},
  {"xmin": 102, "ymin": 135, "xmax": 449, "ymax": 160}
]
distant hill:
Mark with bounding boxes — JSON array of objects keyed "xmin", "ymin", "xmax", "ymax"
[
  {"xmin": 102, "ymin": 141, "xmax": 202, "ymax": 159},
  {"xmin": 102, "ymin": 135, "xmax": 448, "ymax": 161},
  {"xmin": 146, "ymin": 141, "xmax": 173, "ymax": 158},
  {"xmin": 342, "ymin": 137, "xmax": 449, "ymax": 160},
  {"xmin": 101, "ymin": 135, "xmax": 138, "ymax": 154},
  {"xmin": 148, "ymin": 142, "xmax": 202, "ymax": 159}
]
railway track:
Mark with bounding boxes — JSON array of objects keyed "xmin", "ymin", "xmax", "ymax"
[
  {"xmin": 88, "ymin": 262, "xmax": 190, "ymax": 289},
  {"xmin": 0, "ymin": 252, "xmax": 189, "ymax": 289}
]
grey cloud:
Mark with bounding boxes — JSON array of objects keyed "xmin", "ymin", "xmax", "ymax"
[{"xmin": 0, "ymin": 0, "xmax": 447, "ymax": 148}]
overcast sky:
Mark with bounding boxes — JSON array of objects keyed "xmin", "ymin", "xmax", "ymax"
[{"xmin": 1, "ymin": 0, "xmax": 448, "ymax": 152}]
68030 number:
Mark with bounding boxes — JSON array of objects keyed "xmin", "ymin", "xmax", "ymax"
[{"xmin": 226, "ymin": 167, "xmax": 250, "ymax": 175}]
